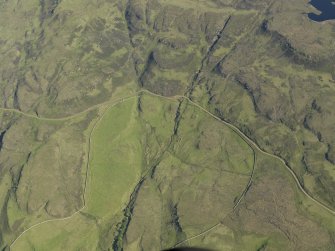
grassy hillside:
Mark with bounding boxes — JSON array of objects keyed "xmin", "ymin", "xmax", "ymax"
[
  {"xmin": 0, "ymin": 0, "xmax": 334, "ymax": 250},
  {"xmin": 7, "ymin": 93, "xmax": 335, "ymax": 250}
]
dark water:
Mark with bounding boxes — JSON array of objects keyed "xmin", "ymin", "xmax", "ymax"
[{"xmin": 308, "ymin": 0, "xmax": 335, "ymax": 22}]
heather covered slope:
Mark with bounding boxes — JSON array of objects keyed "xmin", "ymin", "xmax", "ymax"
[{"xmin": 0, "ymin": 0, "xmax": 334, "ymax": 250}]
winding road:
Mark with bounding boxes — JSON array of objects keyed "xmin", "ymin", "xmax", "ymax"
[{"xmin": 6, "ymin": 88, "xmax": 335, "ymax": 250}]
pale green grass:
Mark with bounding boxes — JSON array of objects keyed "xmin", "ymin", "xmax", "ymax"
[
  {"xmin": 9, "ymin": 93, "xmax": 335, "ymax": 250},
  {"xmin": 173, "ymin": 102, "xmax": 254, "ymax": 175},
  {"xmin": 10, "ymin": 94, "xmax": 255, "ymax": 250},
  {"xmin": 12, "ymin": 214, "xmax": 99, "ymax": 251},
  {"xmin": 10, "ymin": 99, "xmax": 143, "ymax": 250},
  {"xmin": 85, "ymin": 98, "xmax": 143, "ymax": 218}
]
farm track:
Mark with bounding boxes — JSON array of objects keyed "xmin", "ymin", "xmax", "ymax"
[{"xmin": 8, "ymin": 88, "xmax": 335, "ymax": 250}]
